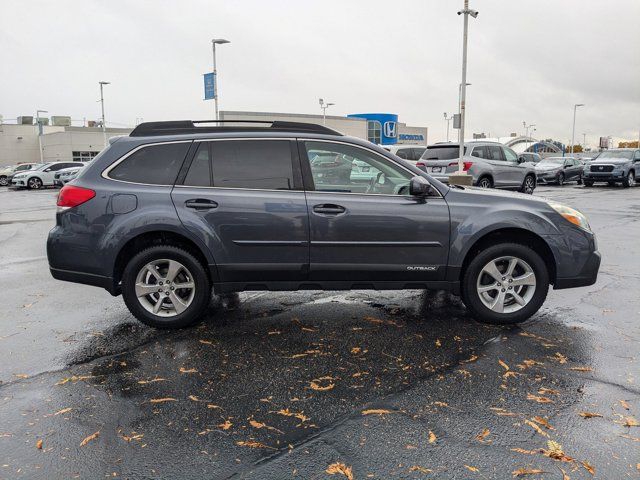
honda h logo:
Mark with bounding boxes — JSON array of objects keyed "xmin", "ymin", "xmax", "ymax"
[
  {"xmin": 383, "ymin": 121, "xmax": 397, "ymax": 138},
  {"xmin": 599, "ymin": 166, "xmax": 604, "ymax": 170}
]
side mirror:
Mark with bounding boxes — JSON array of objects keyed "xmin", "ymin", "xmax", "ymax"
[
  {"xmin": 44, "ymin": 168, "xmax": 52, "ymax": 172},
  {"xmin": 409, "ymin": 176, "xmax": 432, "ymax": 196}
]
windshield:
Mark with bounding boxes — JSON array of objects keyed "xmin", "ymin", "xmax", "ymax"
[
  {"xmin": 596, "ymin": 151, "xmax": 633, "ymax": 160},
  {"xmin": 539, "ymin": 158, "xmax": 565, "ymax": 165},
  {"xmin": 422, "ymin": 146, "xmax": 466, "ymax": 160}
]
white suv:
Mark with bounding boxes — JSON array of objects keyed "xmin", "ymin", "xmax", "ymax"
[{"xmin": 11, "ymin": 162, "xmax": 80, "ymax": 189}]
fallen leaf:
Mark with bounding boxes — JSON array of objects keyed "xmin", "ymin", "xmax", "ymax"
[
  {"xmin": 79, "ymin": 431, "xmax": 100, "ymax": 447},
  {"xmin": 179, "ymin": 367, "xmax": 197, "ymax": 374},
  {"xmin": 554, "ymin": 352, "xmax": 568, "ymax": 364},
  {"xmin": 198, "ymin": 339, "xmax": 214, "ymax": 345},
  {"xmin": 434, "ymin": 401, "xmax": 449, "ymax": 407},
  {"xmin": 581, "ymin": 460, "xmax": 595, "ymax": 475},
  {"xmin": 527, "ymin": 394, "xmax": 554, "ymax": 404},
  {"xmin": 623, "ymin": 416, "xmax": 639, "ymax": 427},
  {"xmin": 578, "ymin": 412, "xmax": 603, "ymax": 419},
  {"xmin": 36, "ymin": 439, "xmax": 43, "ymax": 449},
  {"xmin": 499, "ymin": 359, "xmax": 510, "ymax": 371},
  {"xmin": 149, "ymin": 398, "xmax": 176, "ymax": 404},
  {"xmin": 249, "ymin": 419, "xmax": 283, "ymax": 434},
  {"xmin": 326, "ymin": 462, "xmax": 354, "ymax": 480},
  {"xmin": 511, "ymin": 448, "xmax": 538, "ymax": 455},
  {"xmin": 275, "ymin": 408, "xmax": 310, "ymax": 424},
  {"xmin": 428, "ymin": 431, "xmax": 437, "ymax": 444},
  {"xmin": 13, "ymin": 374, "xmax": 29, "ymax": 379},
  {"xmin": 218, "ymin": 419, "xmax": 233, "ymax": 430},
  {"xmin": 512, "ymin": 468, "xmax": 545, "ymax": 477},
  {"xmin": 309, "ymin": 376, "xmax": 335, "ymax": 391},
  {"xmin": 464, "ymin": 465, "xmax": 479, "ymax": 473},
  {"xmin": 491, "ymin": 407, "xmax": 517, "ymax": 417},
  {"xmin": 559, "ymin": 467, "xmax": 570, "ymax": 480},
  {"xmin": 137, "ymin": 378, "xmax": 167, "ymax": 384},
  {"xmin": 350, "ymin": 347, "xmax": 361, "ymax": 355},
  {"xmin": 53, "ymin": 407, "xmax": 72, "ymax": 416},
  {"xmin": 475, "ymin": 428, "xmax": 490, "ymax": 442},
  {"xmin": 236, "ymin": 440, "xmax": 276, "ymax": 450},
  {"xmin": 361, "ymin": 409, "xmax": 393, "ymax": 416},
  {"xmin": 542, "ymin": 440, "xmax": 573, "ymax": 462},
  {"xmin": 524, "ymin": 419, "xmax": 549, "ymax": 438},
  {"xmin": 435, "ymin": 339, "xmax": 442, "ymax": 347},
  {"xmin": 188, "ymin": 395, "xmax": 201, "ymax": 402},
  {"xmin": 538, "ymin": 387, "xmax": 560, "ymax": 395},
  {"xmin": 569, "ymin": 366, "xmax": 593, "ymax": 372},
  {"xmin": 620, "ymin": 400, "xmax": 630, "ymax": 410},
  {"xmin": 532, "ymin": 416, "xmax": 555, "ymax": 430},
  {"xmin": 409, "ymin": 466, "xmax": 433, "ymax": 473},
  {"xmin": 207, "ymin": 404, "xmax": 222, "ymax": 410}
]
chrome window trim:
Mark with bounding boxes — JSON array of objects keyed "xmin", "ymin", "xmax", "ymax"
[{"xmin": 101, "ymin": 140, "xmax": 193, "ymax": 186}]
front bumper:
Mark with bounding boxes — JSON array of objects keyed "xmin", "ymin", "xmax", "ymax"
[
  {"xmin": 11, "ymin": 178, "xmax": 26, "ymax": 187},
  {"xmin": 554, "ymin": 250, "xmax": 601, "ymax": 289},
  {"xmin": 583, "ymin": 171, "xmax": 625, "ymax": 182},
  {"xmin": 536, "ymin": 170, "xmax": 560, "ymax": 183}
]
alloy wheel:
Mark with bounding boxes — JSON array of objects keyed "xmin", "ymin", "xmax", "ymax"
[
  {"xmin": 523, "ymin": 176, "xmax": 535, "ymax": 194},
  {"xmin": 479, "ymin": 178, "xmax": 491, "ymax": 188},
  {"xmin": 135, "ymin": 259, "xmax": 196, "ymax": 317},
  {"xmin": 0, "ymin": 177, "xmax": 7, "ymax": 186},
  {"xmin": 28, "ymin": 178, "xmax": 42, "ymax": 189},
  {"xmin": 476, "ymin": 256, "xmax": 537, "ymax": 314},
  {"xmin": 629, "ymin": 172, "xmax": 636, "ymax": 187},
  {"xmin": 557, "ymin": 173, "xmax": 564, "ymax": 186}
]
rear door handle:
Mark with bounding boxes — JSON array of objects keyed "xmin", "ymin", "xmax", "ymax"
[
  {"xmin": 185, "ymin": 199, "xmax": 218, "ymax": 210},
  {"xmin": 313, "ymin": 204, "xmax": 346, "ymax": 215}
]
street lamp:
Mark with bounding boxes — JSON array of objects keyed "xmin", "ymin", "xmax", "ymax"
[
  {"xmin": 571, "ymin": 103, "xmax": 585, "ymax": 154},
  {"xmin": 444, "ymin": 112, "xmax": 453, "ymax": 142},
  {"xmin": 99, "ymin": 81, "xmax": 110, "ymax": 147},
  {"xmin": 454, "ymin": 0, "xmax": 478, "ymax": 185},
  {"xmin": 319, "ymin": 98, "xmax": 335, "ymax": 125},
  {"xmin": 35, "ymin": 109, "xmax": 48, "ymax": 163},
  {"xmin": 211, "ymin": 38, "xmax": 230, "ymax": 120}
]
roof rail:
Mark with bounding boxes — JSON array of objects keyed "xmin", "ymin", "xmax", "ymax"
[{"xmin": 129, "ymin": 120, "xmax": 343, "ymax": 137}]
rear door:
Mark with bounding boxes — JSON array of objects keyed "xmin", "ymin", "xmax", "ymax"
[
  {"xmin": 501, "ymin": 146, "xmax": 526, "ymax": 186},
  {"xmin": 299, "ymin": 140, "xmax": 450, "ymax": 283},
  {"xmin": 171, "ymin": 139, "xmax": 309, "ymax": 283}
]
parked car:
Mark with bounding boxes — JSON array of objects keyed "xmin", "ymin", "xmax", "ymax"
[
  {"xmin": 583, "ymin": 149, "xmax": 640, "ymax": 188},
  {"xmin": 416, "ymin": 141, "xmax": 537, "ymax": 194},
  {"xmin": 535, "ymin": 157, "xmax": 584, "ymax": 185},
  {"xmin": 48, "ymin": 120, "xmax": 600, "ymax": 329},
  {"xmin": 11, "ymin": 161, "xmax": 80, "ymax": 189},
  {"xmin": 54, "ymin": 165, "xmax": 85, "ymax": 187},
  {"xmin": 382, "ymin": 145, "xmax": 427, "ymax": 162},
  {"xmin": 0, "ymin": 163, "xmax": 40, "ymax": 186},
  {"xmin": 518, "ymin": 152, "xmax": 542, "ymax": 165}
]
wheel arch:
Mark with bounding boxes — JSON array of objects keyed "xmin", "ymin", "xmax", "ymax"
[{"xmin": 458, "ymin": 228, "xmax": 557, "ymax": 285}]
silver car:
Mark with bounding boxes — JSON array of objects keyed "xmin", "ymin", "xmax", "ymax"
[
  {"xmin": 54, "ymin": 165, "xmax": 85, "ymax": 187},
  {"xmin": 416, "ymin": 141, "xmax": 537, "ymax": 194},
  {"xmin": 535, "ymin": 156, "xmax": 584, "ymax": 185}
]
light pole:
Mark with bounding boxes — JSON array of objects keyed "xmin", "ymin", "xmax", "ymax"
[
  {"xmin": 99, "ymin": 81, "xmax": 110, "ymax": 147},
  {"xmin": 571, "ymin": 103, "xmax": 584, "ymax": 154},
  {"xmin": 319, "ymin": 98, "xmax": 335, "ymax": 125},
  {"xmin": 212, "ymin": 38, "xmax": 230, "ymax": 120},
  {"xmin": 454, "ymin": 0, "xmax": 478, "ymax": 184},
  {"xmin": 36, "ymin": 109, "xmax": 48, "ymax": 163},
  {"xmin": 444, "ymin": 112, "xmax": 453, "ymax": 142}
]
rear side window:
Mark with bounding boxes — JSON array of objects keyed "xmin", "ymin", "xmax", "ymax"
[
  {"xmin": 184, "ymin": 143, "xmax": 212, "ymax": 187},
  {"xmin": 211, "ymin": 140, "xmax": 295, "ymax": 190},
  {"xmin": 471, "ymin": 146, "xmax": 487, "ymax": 158},
  {"xmin": 109, "ymin": 143, "xmax": 190, "ymax": 185},
  {"xmin": 487, "ymin": 146, "xmax": 504, "ymax": 161},
  {"xmin": 422, "ymin": 146, "xmax": 466, "ymax": 160}
]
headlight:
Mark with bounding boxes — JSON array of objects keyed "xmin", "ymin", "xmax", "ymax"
[
  {"xmin": 548, "ymin": 201, "xmax": 591, "ymax": 232},
  {"xmin": 612, "ymin": 165, "xmax": 624, "ymax": 171}
]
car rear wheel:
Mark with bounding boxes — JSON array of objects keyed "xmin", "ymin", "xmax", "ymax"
[
  {"xmin": 122, "ymin": 246, "xmax": 211, "ymax": 329},
  {"xmin": 461, "ymin": 243, "xmax": 549, "ymax": 325},
  {"xmin": 556, "ymin": 172, "xmax": 565, "ymax": 186},
  {"xmin": 520, "ymin": 175, "xmax": 536, "ymax": 194},
  {"xmin": 477, "ymin": 176, "xmax": 493, "ymax": 189},
  {"xmin": 622, "ymin": 171, "xmax": 635, "ymax": 188},
  {"xmin": 27, "ymin": 177, "xmax": 43, "ymax": 190},
  {"xmin": 0, "ymin": 176, "xmax": 7, "ymax": 187},
  {"xmin": 584, "ymin": 180, "xmax": 593, "ymax": 187},
  {"xmin": 577, "ymin": 173, "xmax": 583, "ymax": 185}
]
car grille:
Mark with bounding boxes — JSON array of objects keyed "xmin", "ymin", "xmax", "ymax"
[{"xmin": 590, "ymin": 165, "xmax": 614, "ymax": 173}]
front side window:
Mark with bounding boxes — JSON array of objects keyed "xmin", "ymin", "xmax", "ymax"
[
  {"xmin": 211, "ymin": 140, "xmax": 295, "ymax": 190},
  {"xmin": 487, "ymin": 146, "xmax": 504, "ymax": 161},
  {"xmin": 305, "ymin": 141, "xmax": 413, "ymax": 195},
  {"xmin": 503, "ymin": 147, "xmax": 518, "ymax": 162},
  {"xmin": 109, "ymin": 142, "xmax": 191, "ymax": 185}
]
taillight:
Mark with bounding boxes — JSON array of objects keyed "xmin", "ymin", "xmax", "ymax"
[
  {"xmin": 448, "ymin": 161, "xmax": 473, "ymax": 171},
  {"xmin": 57, "ymin": 185, "xmax": 95, "ymax": 209},
  {"xmin": 416, "ymin": 161, "xmax": 426, "ymax": 167}
]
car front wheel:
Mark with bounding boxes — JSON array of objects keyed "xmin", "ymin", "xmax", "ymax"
[
  {"xmin": 461, "ymin": 243, "xmax": 549, "ymax": 324},
  {"xmin": 27, "ymin": 177, "xmax": 43, "ymax": 190},
  {"xmin": 520, "ymin": 175, "xmax": 536, "ymax": 194},
  {"xmin": 121, "ymin": 246, "xmax": 211, "ymax": 329},
  {"xmin": 622, "ymin": 171, "xmax": 636, "ymax": 188},
  {"xmin": 0, "ymin": 176, "xmax": 7, "ymax": 187},
  {"xmin": 556, "ymin": 172, "xmax": 565, "ymax": 186}
]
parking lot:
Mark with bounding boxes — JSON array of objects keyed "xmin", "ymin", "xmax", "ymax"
[{"xmin": 1, "ymin": 184, "xmax": 639, "ymax": 479}]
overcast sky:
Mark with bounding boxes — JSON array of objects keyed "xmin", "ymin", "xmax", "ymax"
[{"xmin": 1, "ymin": 0, "xmax": 639, "ymax": 146}]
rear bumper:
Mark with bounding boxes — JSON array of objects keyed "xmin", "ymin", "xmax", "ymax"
[
  {"xmin": 553, "ymin": 250, "xmax": 601, "ymax": 289},
  {"xmin": 50, "ymin": 267, "xmax": 120, "ymax": 295}
]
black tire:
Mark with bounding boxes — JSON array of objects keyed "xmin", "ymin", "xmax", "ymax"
[
  {"xmin": 461, "ymin": 243, "xmax": 549, "ymax": 325},
  {"xmin": 584, "ymin": 180, "xmax": 593, "ymax": 187},
  {"xmin": 477, "ymin": 176, "xmax": 493, "ymax": 189},
  {"xmin": 27, "ymin": 177, "xmax": 43, "ymax": 190},
  {"xmin": 121, "ymin": 245, "xmax": 211, "ymax": 329},
  {"xmin": 608, "ymin": 181, "xmax": 616, "ymax": 187},
  {"xmin": 0, "ymin": 176, "xmax": 7, "ymax": 187},
  {"xmin": 577, "ymin": 174, "xmax": 583, "ymax": 185},
  {"xmin": 556, "ymin": 172, "xmax": 565, "ymax": 186},
  {"xmin": 622, "ymin": 171, "xmax": 635, "ymax": 188},
  {"xmin": 519, "ymin": 175, "xmax": 536, "ymax": 194}
]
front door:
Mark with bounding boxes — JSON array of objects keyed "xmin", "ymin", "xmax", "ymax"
[
  {"xmin": 502, "ymin": 146, "xmax": 526, "ymax": 186},
  {"xmin": 300, "ymin": 140, "xmax": 450, "ymax": 282},
  {"xmin": 172, "ymin": 139, "xmax": 309, "ymax": 283}
]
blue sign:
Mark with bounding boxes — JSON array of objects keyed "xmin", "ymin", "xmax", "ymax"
[
  {"xmin": 203, "ymin": 72, "xmax": 216, "ymax": 100},
  {"xmin": 348, "ymin": 113, "xmax": 399, "ymax": 145}
]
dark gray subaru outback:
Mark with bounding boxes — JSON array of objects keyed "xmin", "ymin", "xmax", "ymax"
[{"xmin": 47, "ymin": 120, "xmax": 600, "ymax": 328}]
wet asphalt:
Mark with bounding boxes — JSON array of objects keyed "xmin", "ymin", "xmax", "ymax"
[{"xmin": 0, "ymin": 184, "xmax": 638, "ymax": 479}]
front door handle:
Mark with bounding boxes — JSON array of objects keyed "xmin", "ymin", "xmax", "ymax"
[
  {"xmin": 313, "ymin": 204, "xmax": 346, "ymax": 215},
  {"xmin": 185, "ymin": 199, "xmax": 218, "ymax": 210}
]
